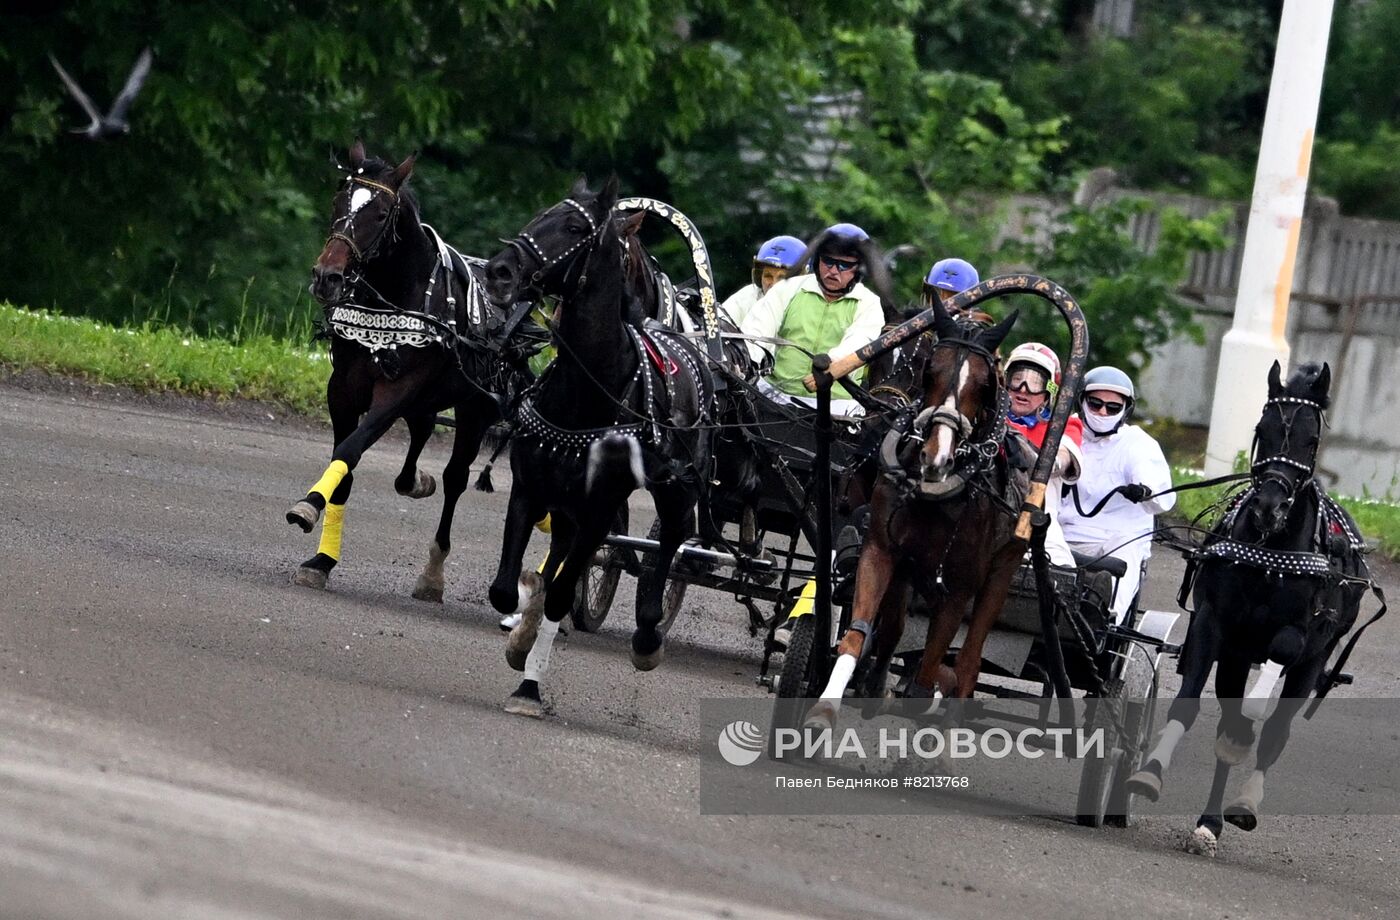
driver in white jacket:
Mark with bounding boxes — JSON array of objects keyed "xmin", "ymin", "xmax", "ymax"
[{"xmin": 1059, "ymin": 366, "xmax": 1175, "ymax": 624}]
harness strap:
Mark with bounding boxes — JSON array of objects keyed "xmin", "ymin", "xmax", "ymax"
[{"xmin": 1306, "ymin": 580, "xmax": 1387, "ymax": 719}]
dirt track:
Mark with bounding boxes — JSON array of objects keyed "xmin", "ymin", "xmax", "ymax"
[{"xmin": 2, "ymin": 378, "xmax": 1397, "ymax": 920}]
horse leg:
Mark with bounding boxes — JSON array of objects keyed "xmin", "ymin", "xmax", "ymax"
[
  {"xmin": 1187, "ymin": 653, "xmax": 1253, "ymax": 857},
  {"xmin": 911, "ymin": 591, "xmax": 969, "ymax": 700},
  {"xmin": 1224, "ymin": 657, "xmax": 1323, "ymax": 833},
  {"xmin": 488, "ymin": 457, "xmax": 546, "ymax": 616},
  {"xmin": 394, "ymin": 413, "xmax": 438, "ymax": 499},
  {"xmin": 287, "ymin": 373, "xmax": 427, "ymax": 531},
  {"xmin": 951, "ymin": 550, "xmax": 1022, "ymax": 698},
  {"xmin": 1127, "ymin": 602, "xmax": 1223, "ymax": 802},
  {"xmin": 806, "ymin": 542, "xmax": 898, "ymax": 730},
  {"xmin": 413, "ymin": 410, "xmax": 491, "ymax": 602},
  {"xmin": 505, "ymin": 515, "xmax": 575, "ymax": 676},
  {"xmin": 293, "ymin": 381, "xmax": 364, "ymax": 588},
  {"xmin": 504, "ymin": 514, "xmax": 601, "ymax": 719},
  {"xmin": 631, "ymin": 483, "xmax": 691, "ymax": 671}
]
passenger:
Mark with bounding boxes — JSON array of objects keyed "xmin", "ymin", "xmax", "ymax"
[
  {"xmin": 922, "ymin": 257, "xmax": 980, "ymax": 310},
  {"xmin": 1060, "ymin": 366, "xmax": 1175, "ymax": 624},
  {"xmin": 1002, "ymin": 342, "xmax": 1083, "ymax": 568},
  {"xmin": 740, "ymin": 222, "xmax": 889, "ymax": 417},
  {"xmin": 721, "ymin": 235, "xmax": 807, "ymax": 327}
]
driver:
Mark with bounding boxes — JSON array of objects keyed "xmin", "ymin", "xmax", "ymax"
[
  {"xmin": 1059, "ymin": 366, "xmax": 1175, "ymax": 624},
  {"xmin": 1003, "ymin": 342, "xmax": 1083, "ymax": 568},
  {"xmin": 739, "ymin": 223, "xmax": 889, "ymax": 417}
]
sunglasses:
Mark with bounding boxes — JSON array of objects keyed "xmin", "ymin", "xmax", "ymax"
[
  {"xmin": 819, "ymin": 255, "xmax": 859, "ymax": 272},
  {"xmin": 1084, "ymin": 396, "xmax": 1125, "ymax": 414}
]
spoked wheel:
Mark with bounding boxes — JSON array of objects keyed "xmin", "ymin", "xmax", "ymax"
[
  {"xmin": 636, "ymin": 513, "xmax": 692, "ymax": 638},
  {"xmin": 571, "ymin": 508, "xmax": 628, "ymax": 633},
  {"xmin": 776, "ymin": 616, "xmax": 819, "ymax": 700},
  {"xmin": 1076, "ymin": 641, "xmax": 1160, "ymax": 827}
]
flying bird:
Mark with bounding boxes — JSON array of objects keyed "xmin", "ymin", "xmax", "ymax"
[{"xmin": 48, "ymin": 46, "xmax": 152, "ymax": 140}]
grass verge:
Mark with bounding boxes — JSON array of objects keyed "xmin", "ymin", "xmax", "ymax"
[{"xmin": 0, "ymin": 302, "xmax": 326, "ymax": 416}]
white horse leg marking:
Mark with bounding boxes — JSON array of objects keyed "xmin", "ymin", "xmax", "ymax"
[
  {"xmin": 1242, "ymin": 660, "xmax": 1284, "ymax": 721},
  {"xmin": 1145, "ymin": 719, "xmax": 1187, "ymax": 769},
  {"xmin": 1235, "ymin": 769, "xmax": 1266, "ymax": 810},
  {"xmin": 523, "ymin": 615, "xmax": 561, "ymax": 682},
  {"xmin": 819, "ymin": 653, "xmax": 857, "ymax": 703}
]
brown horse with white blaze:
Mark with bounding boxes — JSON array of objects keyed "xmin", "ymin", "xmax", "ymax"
[{"xmin": 807, "ymin": 300, "xmax": 1021, "ymax": 727}]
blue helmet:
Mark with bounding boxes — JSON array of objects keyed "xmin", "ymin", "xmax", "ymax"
[
  {"xmin": 754, "ymin": 235, "xmax": 806, "ymax": 270},
  {"xmin": 924, "ymin": 258, "xmax": 980, "ymax": 294}
]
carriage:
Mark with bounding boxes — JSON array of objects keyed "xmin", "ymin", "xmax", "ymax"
[{"xmin": 561, "ymin": 253, "xmax": 1182, "ymax": 826}]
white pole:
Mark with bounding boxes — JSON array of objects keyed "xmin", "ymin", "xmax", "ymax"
[{"xmin": 1203, "ymin": 0, "xmax": 1336, "ymax": 476}]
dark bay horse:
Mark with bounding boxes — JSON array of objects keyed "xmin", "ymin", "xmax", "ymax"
[
  {"xmin": 483, "ymin": 177, "xmax": 717, "ymax": 717},
  {"xmin": 806, "ymin": 300, "xmax": 1020, "ymax": 727},
  {"xmin": 1126, "ymin": 361, "xmax": 1374, "ymax": 856},
  {"xmin": 288, "ymin": 140, "xmax": 531, "ymax": 600}
]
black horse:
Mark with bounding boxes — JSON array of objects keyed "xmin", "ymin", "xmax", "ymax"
[
  {"xmin": 482, "ymin": 177, "xmax": 716, "ymax": 717},
  {"xmin": 1125, "ymin": 361, "xmax": 1373, "ymax": 856},
  {"xmin": 289, "ymin": 140, "xmax": 532, "ymax": 601}
]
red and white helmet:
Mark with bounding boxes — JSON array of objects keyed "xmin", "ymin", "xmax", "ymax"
[{"xmin": 1005, "ymin": 342, "xmax": 1062, "ymax": 393}]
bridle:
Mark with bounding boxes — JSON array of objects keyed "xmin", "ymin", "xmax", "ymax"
[
  {"xmin": 879, "ymin": 334, "xmax": 1007, "ymax": 494},
  {"xmin": 499, "ymin": 197, "xmax": 606, "ymax": 298},
  {"xmin": 1249, "ymin": 395, "xmax": 1326, "ymax": 510},
  {"xmin": 324, "ymin": 174, "xmax": 402, "ymax": 265}
]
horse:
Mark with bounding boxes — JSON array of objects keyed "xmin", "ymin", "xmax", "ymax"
[
  {"xmin": 1125, "ymin": 361, "xmax": 1373, "ymax": 857},
  {"xmin": 288, "ymin": 140, "xmax": 533, "ymax": 602},
  {"xmin": 482, "ymin": 177, "xmax": 716, "ymax": 717},
  {"xmin": 805, "ymin": 298, "xmax": 1020, "ymax": 727}
]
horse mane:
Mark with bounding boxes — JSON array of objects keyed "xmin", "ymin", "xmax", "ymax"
[{"xmin": 1286, "ymin": 362, "xmax": 1331, "ymax": 409}]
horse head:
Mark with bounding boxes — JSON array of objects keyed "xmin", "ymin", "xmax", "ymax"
[
  {"xmin": 910, "ymin": 299, "xmax": 1017, "ymax": 485},
  {"xmin": 1247, "ymin": 360, "xmax": 1330, "ymax": 538},
  {"xmin": 312, "ymin": 139, "xmax": 417, "ymax": 304},
  {"xmin": 485, "ymin": 175, "xmax": 619, "ymax": 307}
]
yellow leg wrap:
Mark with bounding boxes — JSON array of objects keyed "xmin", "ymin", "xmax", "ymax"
[
  {"xmin": 535, "ymin": 555, "xmax": 566, "ymax": 579},
  {"xmin": 309, "ymin": 460, "xmax": 350, "ymax": 503},
  {"xmin": 317, "ymin": 503, "xmax": 346, "ymax": 561},
  {"xmin": 787, "ymin": 578, "xmax": 817, "ymax": 620},
  {"xmin": 534, "ymin": 513, "xmax": 552, "ymax": 534}
]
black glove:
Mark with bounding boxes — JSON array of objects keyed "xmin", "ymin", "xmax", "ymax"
[{"xmin": 1120, "ymin": 483, "xmax": 1153, "ymax": 503}]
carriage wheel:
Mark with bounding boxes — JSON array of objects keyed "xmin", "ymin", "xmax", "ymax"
[
  {"xmin": 636, "ymin": 515, "xmax": 692, "ymax": 638},
  {"xmin": 775, "ymin": 616, "xmax": 819, "ymax": 699},
  {"xmin": 571, "ymin": 508, "xmax": 629, "ymax": 633},
  {"xmin": 1077, "ymin": 643, "xmax": 1160, "ymax": 827}
]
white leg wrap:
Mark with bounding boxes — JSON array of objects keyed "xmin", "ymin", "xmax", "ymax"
[
  {"xmin": 523, "ymin": 616, "xmax": 561, "ymax": 682},
  {"xmin": 1242, "ymin": 660, "xmax": 1284, "ymax": 721},
  {"xmin": 819, "ymin": 654, "xmax": 858, "ymax": 706},
  {"xmin": 423, "ymin": 540, "xmax": 446, "ymax": 580},
  {"xmin": 1146, "ymin": 719, "xmax": 1187, "ymax": 770}
]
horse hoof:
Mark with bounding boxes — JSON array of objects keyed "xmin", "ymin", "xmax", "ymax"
[
  {"xmin": 504, "ymin": 695, "xmax": 544, "ymax": 718},
  {"xmin": 1184, "ymin": 825, "xmax": 1219, "ymax": 858},
  {"xmin": 286, "ymin": 501, "xmax": 319, "ymax": 532},
  {"xmin": 1224, "ymin": 801, "xmax": 1259, "ymax": 832},
  {"xmin": 411, "ymin": 577, "xmax": 444, "ymax": 603},
  {"xmin": 292, "ymin": 566, "xmax": 329, "ymax": 590},
  {"xmin": 397, "ymin": 470, "xmax": 437, "ymax": 499},
  {"xmin": 1215, "ymin": 731, "xmax": 1253, "ymax": 766},
  {"xmin": 1125, "ymin": 767, "xmax": 1162, "ymax": 803},
  {"xmin": 630, "ymin": 643, "xmax": 665, "ymax": 672},
  {"xmin": 803, "ymin": 702, "xmax": 837, "ymax": 733}
]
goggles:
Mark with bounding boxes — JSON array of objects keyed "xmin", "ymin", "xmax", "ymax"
[{"xmin": 1007, "ymin": 367, "xmax": 1049, "ymax": 395}]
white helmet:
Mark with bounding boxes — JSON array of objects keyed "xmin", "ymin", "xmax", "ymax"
[
  {"xmin": 1005, "ymin": 342, "xmax": 1061, "ymax": 392},
  {"xmin": 1082, "ymin": 365, "xmax": 1134, "ymax": 401}
]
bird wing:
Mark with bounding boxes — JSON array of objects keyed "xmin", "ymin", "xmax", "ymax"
[
  {"xmin": 107, "ymin": 47, "xmax": 152, "ymax": 123},
  {"xmin": 48, "ymin": 53, "xmax": 101, "ymax": 132}
]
